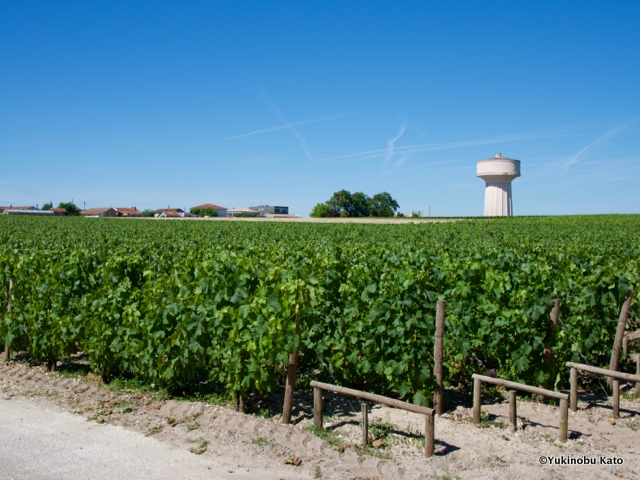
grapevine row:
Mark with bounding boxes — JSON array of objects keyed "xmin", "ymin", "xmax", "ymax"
[{"xmin": 0, "ymin": 215, "xmax": 638, "ymax": 405}]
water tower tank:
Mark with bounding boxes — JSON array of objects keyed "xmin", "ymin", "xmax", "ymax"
[{"xmin": 476, "ymin": 153, "xmax": 521, "ymax": 216}]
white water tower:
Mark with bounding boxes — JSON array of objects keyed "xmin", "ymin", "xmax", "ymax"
[{"xmin": 477, "ymin": 153, "xmax": 521, "ymax": 216}]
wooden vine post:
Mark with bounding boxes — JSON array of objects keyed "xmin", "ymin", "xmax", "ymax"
[
  {"xmin": 360, "ymin": 401, "xmax": 369, "ymax": 444},
  {"xmin": 538, "ymin": 299, "xmax": 561, "ymax": 399},
  {"xmin": 236, "ymin": 392, "xmax": 245, "ymax": 413},
  {"xmin": 433, "ymin": 300, "xmax": 445, "ymax": 415},
  {"xmin": 282, "ymin": 325, "xmax": 301, "ymax": 424},
  {"xmin": 4, "ymin": 278, "xmax": 12, "ymax": 362},
  {"xmin": 508, "ymin": 390, "xmax": 517, "ymax": 432},
  {"xmin": 608, "ymin": 290, "xmax": 634, "ymax": 390},
  {"xmin": 313, "ymin": 386, "xmax": 323, "ymax": 429}
]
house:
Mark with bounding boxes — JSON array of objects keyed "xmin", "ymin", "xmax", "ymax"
[
  {"xmin": 0, "ymin": 205, "xmax": 37, "ymax": 214},
  {"xmin": 115, "ymin": 207, "xmax": 142, "ymax": 217},
  {"xmin": 80, "ymin": 208, "xmax": 119, "ymax": 218},
  {"xmin": 1, "ymin": 206, "xmax": 53, "ymax": 216},
  {"xmin": 227, "ymin": 208, "xmax": 260, "ymax": 217},
  {"xmin": 248, "ymin": 205, "xmax": 289, "ymax": 217},
  {"xmin": 50, "ymin": 208, "xmax": 67, "ymax": 216},
  {"xmin": 190, "ymin": 203, "xmax": 227, "ymax": 218},
  {"xmin": 155, "ymin": 208, "xmax": 195, "ymax": 218}
]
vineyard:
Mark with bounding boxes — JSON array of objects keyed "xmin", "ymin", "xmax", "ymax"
[{"xmin": 0, "ymin": 215, "xmax": 638, "ymax": 407}]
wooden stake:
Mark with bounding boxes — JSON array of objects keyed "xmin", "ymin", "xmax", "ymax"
[
  {"xmin": 559, "ymin": 398, "xmax": 568, "ymax": 442},
  {"xmin": 433, "ymin": 300, "xmax": 446, "ymax": 415},
  {"xmin": 570, "ymin": 367, "xmax": 578, "ymax": 412},
  {"xmin": 509, "ymin": 390, "xmax": 517, "ymax": 433},
  {"xmin": 608, "ymin": 290, "xmax": 634, "ymax": 389},
  {"xmin": 539, "ymin": 299, "xmax": 560, "ymax": 396},
  {"xmin": 424, "ymin": 414, "xmax": 434, "ymax": 458},
  {"xmin": 4, "ymin": 278, "xmax": 12, "ymax": 362},
  {"xmin": 361, "ymin": 401, "xmax": 369, "ymax": 445},
  {"xmin": 313, "ymin": 387, "xmax": 323, "ymax": 429},
  {"xmin": 612, "ymin": 379, "xmax": 619, "ymax": 418},
  {"xmin": 623, "ymin": 336, "xmax": 629, "ymax": 358},
  {"xmin": 473, "ymin": 377, "xmax": 481, "ymax": 426},
  {"xmin": 636, "ymin": 355, "xmax": 640, "ymax": 389},
  {"xmin": 282, "ymin": 327, "xmax": 301, "ymax": 424},
  {"xmin": 236, "ymin": 391, "xmax": 245, "ymax": 413}
]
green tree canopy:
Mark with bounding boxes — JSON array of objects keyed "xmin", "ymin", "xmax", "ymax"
[
  {"xmin": 190, "ymin": 207, "xmax": 219, "ymax": 217},
  {"xmin": 41, "ymin": 202, "xmax": 52, "ymax": 211},
  {"xmin": 369, "ymin": 192, "xmax": 400, "ymax": 217},
  {"xmin": 326, "ymin": 190, "xmax": 353, "ymax": 216},
  {"xmin": 310, "ymin": 203, "xmax": 330, "ymax": 218},
  {"xmin": 312, "ymin": 190, "xmax": 399, "ymax": 217},
  {"xmin": 58, "ymin": 202, "xmax": 81, "ymax": 216},
  {"xmin": 351, "ymin": 192, "xmax": 371, "ymax": 217}
]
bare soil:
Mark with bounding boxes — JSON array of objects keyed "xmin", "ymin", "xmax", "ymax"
[{"xmin": 2, "ymin": 360, "xmax": 639, "ymax": 479}]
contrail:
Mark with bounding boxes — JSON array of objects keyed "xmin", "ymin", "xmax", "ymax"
[
  {"xmin": 384, "ymin": 121, "xmax": 407, "ymax": 163},
  {"xmin": 564, "ymin": 121, "xmax": 633, "ymax": 169},
  {"xmin": 224, "ymin": 111, "xmax": 358, "ymax": 140},
  {"xmin": 313, "ymin": 130, "xmax": 588, "ymax": 164}
]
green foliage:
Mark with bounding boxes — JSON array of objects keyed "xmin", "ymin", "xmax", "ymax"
[
  {"xmin": 42, "ymin": 202, "xmax": 52, "ymax": 211},
  {"xmin": 0, "ymin": 215, "xmax": 638, "ymax": 407},
  {"xmin": 190, "ymin": 207, "xmax": 219, "ymax": 217},
  {"xmin": 326, "ymin": 189, "xmax": 354, "ymax": 216},
  {"xmin": 310, "ymin": 203, "xmax": 330, "ymax": 218},
  {"xmin": 142, "ymin": 209, "xmax": 157, "ymax": 217},
  {"xmin": 57, "ymin": 202, "xmax": 81, "ymax": 216},
  {"xmin": 321, "ymin": 190, "xmax": 399, "ymax": 217},
  {"xmin": 368, "ymin": 192, "xmax": 399, "ymax": 217}
]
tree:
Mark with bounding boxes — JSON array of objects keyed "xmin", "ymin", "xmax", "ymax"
[
  {"xmin": 42, "ymin": 202, "xmax": 52, "ymax": 211},
  {"xmin": 310, "ymin": 203, "xmax": 330, "ymax": 218},
  {"xmin": 142, "ymin": 209, "xmax": 157, "ymax": 217},
  {"xmin": 326, "ymin": 190, "xmax": 354, "ymax": 217},
  {"xmin": 190, "ymin": 207, "xmax": 219, "ymax": 217},
  {"xmin": 58, "ymin": 202, "xmax": 81, "ymax": 216},
  {"xmin": 368, "ymin": 192, "xmax": 399, "ymax": 217},
  {"xmin": 351, "ymin": 192, "xmax": 371, "ymax": 217}
]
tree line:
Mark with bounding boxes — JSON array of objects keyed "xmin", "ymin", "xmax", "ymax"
[{"xmin": 310, "ymin": 190, "xmax": 400, "ymax": 218}]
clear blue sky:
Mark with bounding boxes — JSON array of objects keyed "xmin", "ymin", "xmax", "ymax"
[{"xmin": 1, "ymin": 1, "xmax": 639, "ymax": 216}]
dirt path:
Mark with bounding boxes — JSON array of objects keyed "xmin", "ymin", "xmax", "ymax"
[
  {"xmin": 1, "ymin": 361, "xmax": 639, "ymax": 479},
  {"xmin": 0, "ymin": 397, "xmax": 266, "ymax": 480}
]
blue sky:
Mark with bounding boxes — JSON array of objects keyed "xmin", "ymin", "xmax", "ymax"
[{"xmin": 1, "ymin": 1, "xmax": 639, "ymax": 216}]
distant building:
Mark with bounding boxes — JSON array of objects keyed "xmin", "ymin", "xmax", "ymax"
[
  {"xmin": 155, "ymin": 208, "xmax": 195, "ymax": 218},
  {"xmin": 191, "ymin": 203, "xmax": 227, "ymax": 217},
  {"xmin": 227, "ymin": 208, "xmax": 260, "ymax": 217},
  {"xmin": 50, "ymin": 208, "xmax": 66, "ymax": 216},
  {"xmin": 0, "ymin": 205, "xmax": 37, "ymax": 213},
  {"xmin": 1, "ymin": 206, "xmax": 53, "ymax": 216},
  {"xmin": 115, "ymin": 207, "xmax": 142, "ymax": 217},
  {"xmin": 248, "ymin": 205, "xmax": 289, "ymax": 217},
  {"xmin": 80, "ymin": 208, "xmax": 119, "ymax": 218}
]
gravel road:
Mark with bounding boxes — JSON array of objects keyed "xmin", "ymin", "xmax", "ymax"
[{"xmin": 0, "ymin": 397, "xmax": 262, "ymax": 480}]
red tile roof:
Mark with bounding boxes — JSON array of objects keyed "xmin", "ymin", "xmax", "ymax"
[
  {"xmin": 156, "ymin": 208, "xmax": 184, "ymax": 217},
  {"xmin": 115, "ymin": 207, "xmax": 142, "ymax": 216},
  {"xmin": 191, "ymin": 203, "xmax": 227, "ymax": 210},
  {"xmin": 80, "ymin": 208, "xmax": 114, "ymax": 216}
]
